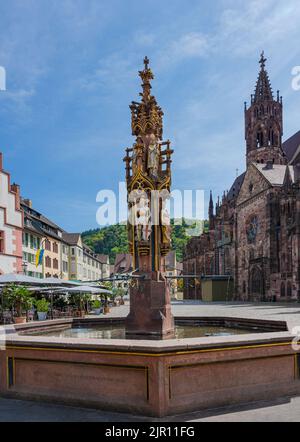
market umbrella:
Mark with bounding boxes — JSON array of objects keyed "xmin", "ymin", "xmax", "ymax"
[
  {"xmin": 55, "ymin": 286, "xmax": 112, "ymax": 316},
  {"xmin": 39, "ymin": 277, "xmax": 81, "ymax": 287},
  {"xmin": 27, "ymin": 286, "xmax": 68, "ymax": 292},
  {"xmin": 56, "ymin": 286, "xmax": 111, "ymax": 294},
  {"xmin": 0, "ymin": 274, "xmax": 43, "ymax": 286},
  {"xmin": 38, "ymin": 278, "xmax": 83, "ymax": 318}
]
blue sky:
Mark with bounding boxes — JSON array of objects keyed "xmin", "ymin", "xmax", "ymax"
[{"xmin": 0, "ymin": 0, "xmax": 300, "ymax": 232}]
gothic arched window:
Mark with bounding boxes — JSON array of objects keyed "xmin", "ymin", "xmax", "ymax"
[
  {"xmin": 250, "ymin": 267, "xmax": 263, "ymax": 297},
  {"xmin": 268, "ymin": 128, "xmax": 274, "ymax": 146},
  {"xmin": 281, "ymin": 253, "xmax": 286, "ymax": 272},
  {"xmin": 256, "ymin": 131, "xmax": 264, "ymax": 148},
  {"xmin": 259, "ymin": 105, "xmax": 264, "ymax": 116}
]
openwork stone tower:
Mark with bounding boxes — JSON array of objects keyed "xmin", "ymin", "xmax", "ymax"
[{"xmin": 124, "ymin": 57, "xmax": 175, "ymax": 339}]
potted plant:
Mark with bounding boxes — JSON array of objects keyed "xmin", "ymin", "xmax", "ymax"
[
  {"xmin": 113, "ymin": 287, "xmax": 126, "ymax": 306},
  {"xmin": 68, "ymin": 294, "xmax": 84, "ymax": 317},
  {"xmin": 102, "ymin": 294, "xmax": 110, "ymax": 314},
  {"xmin": 4, "ymin": 284, "xmax": 34, "ymax": 324},
  {"xmin": 35, "ymin": 298, "xmax": 50, "ymax": 321},
  {"xmin": 92, "ymin": 299, "xmax": 102, "ymax": 315}
]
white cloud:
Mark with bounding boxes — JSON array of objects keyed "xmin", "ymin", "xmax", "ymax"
[
  {"xmin": 217, "ymin": 0, "xmax": 300, "ymax": 58},
  {"xmin": 134, "ymin": 31, "xmax": 156, "ymax": 47},
  {"xmin": 157, "ymin": 32, "xmax": 209, "ymax": 69},
  {"xmin": 78, "ymin": 53, "xmax": 136, "ymax": 91}
]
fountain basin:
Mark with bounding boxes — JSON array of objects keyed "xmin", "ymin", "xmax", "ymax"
[{"xmin": 0, "ymin": 317, "xmax": 299, "ymax": 417}]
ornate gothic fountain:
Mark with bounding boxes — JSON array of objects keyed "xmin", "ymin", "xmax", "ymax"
[
  {"xmin": 0, "ymin": 57, "xmax": 296, "ymax": 419},
  {"xmin": 123, "ymin": 57, "xmax": 175, "ymax": 339}
]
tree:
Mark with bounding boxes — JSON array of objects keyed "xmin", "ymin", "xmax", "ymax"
[
  {"xmin": 3, "ymin": 284, "xmax": 34, "ymax": 318},
  {"xmin": 82, "ymin": 218, "xmax": 206, "ymax": 264}
]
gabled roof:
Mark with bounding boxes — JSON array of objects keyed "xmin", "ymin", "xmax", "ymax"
[
  {"xmin": 254, "ymin": 163, "xmax": 294, "ymax": 186},
  {"xmin": 62, "ymin": 233, "xmax": 81, "ymax": 245},
  {"xmin": 21, "ymin": 200, "xmax": 62, "ymax": 231},
  {"xmin": 114, "ymin": 253, "xmax": 133, "ymax": 274},
  {"xmin": 97, "ymin": 254, "xmax": 110, "ymax": 264}
]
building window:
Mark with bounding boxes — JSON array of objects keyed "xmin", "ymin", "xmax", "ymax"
[
  {"xmin": 280, "ymin": 282, "xmax": 286, "ymax": 298},
  {"xmin": 63, "ymin": 261, "xmax": 68, "ymax": 272},
  {"xmin": 53, "ymin": 242, "xmax": 58, "ymax": 254},
  {"xmin": 22, "ymin": 232, "xmax": 29, "ymax": 247},
  {"xmin": 0, "ymin": 231, "xmax": 5, "ymax": 253},
  {"xmin": 30, "ymin": 235, "xmax": 39, "ymax": 249},
  {"xmin": 45, "ymin": 256, "xmax": 51, "ymax": 268},
  {"xmin": 45, "ymin": 239, "xmax": 51, "ymax": 251},
  {"xmin": 256, "ymin": 131, "xmax": 264, "ymax": 148},
  {"xmin": 53, "ymin": 258, "xmax": 58, "ymax": 270}
]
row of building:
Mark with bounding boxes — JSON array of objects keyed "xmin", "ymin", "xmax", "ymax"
[
  {"xmin": 0, "ymin": 150, "xmax": 181, "ymax": 289},
  {"xmin": 183, "ymin": 53, "xmax": 300, "ymax": 302},
  {"xmin": 113, "ymin": 251, "xmax": 182, "ymax": 296},
  {"xmin": 0, "ymin": 155, "xmax": 110, "ymax": 281}
]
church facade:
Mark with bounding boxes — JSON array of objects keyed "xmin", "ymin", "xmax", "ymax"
[{"xmin": 183, "ymin": 53, "xmax": 300, "ymax": 302}]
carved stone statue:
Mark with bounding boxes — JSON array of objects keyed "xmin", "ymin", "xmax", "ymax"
[
  {"xmin": 161, "ymin": 200, "xmax": 171, "ymax": 244},
  {"xmin": 132, "ymin": 143, "xmax": 138, "ymax": 175},
  {"xmin": 136, "ymin": 196, "xmax": 151, "ymax": 242},
  {"xmin": 147, "ymin": 133, "xmax": 160, "ymax": 177}
]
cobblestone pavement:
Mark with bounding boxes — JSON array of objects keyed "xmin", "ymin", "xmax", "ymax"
[
  {"xmin": 2, "ymin": 301, "xmax": 300, "ymax": 422},
  {"xmin": 0, "ymin": 396, "xmax": 300, "ymax": 422},
  {"xmin": 107, "ymin": 300, "xmax": 300, "ymax": 332}
]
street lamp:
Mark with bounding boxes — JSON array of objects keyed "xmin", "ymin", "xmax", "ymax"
[{"xmin": 22, "ymin": 260, "xmax": 28, "ymax": 275}]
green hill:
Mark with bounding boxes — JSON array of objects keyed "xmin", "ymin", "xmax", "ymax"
[{"xmin": 82, "ymin": 219, "xmax": 207, "ymax": 264}]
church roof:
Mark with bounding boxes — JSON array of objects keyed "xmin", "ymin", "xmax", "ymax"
[
  {"xmin": 227, "ymin": 172, "xmax": 246, "ymax": 201},
  {"xmin": 282, "ymin": 130, "xmax": 300, "ymax": 163},
  {"xmin": 255, "ymin": 163, "xmax": 295, "ymax": 186}
]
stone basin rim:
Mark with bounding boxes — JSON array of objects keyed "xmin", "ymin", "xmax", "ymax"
[{"xmin": 1, "ymin": 316, "xmax": 293, "ymax": 355}]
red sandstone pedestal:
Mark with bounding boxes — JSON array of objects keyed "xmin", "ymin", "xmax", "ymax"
[{"xmin": 125, "ymin": 272, "xmax": 175, "ymax": 339}]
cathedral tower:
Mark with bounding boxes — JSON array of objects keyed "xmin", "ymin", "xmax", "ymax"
[
  {"xmin": 245, "ymin": 52, "xmax": 286, "ymax": 166},
  {"xmin": 209, "ymin": 190, "xmax": 215, "ymax": 230}
]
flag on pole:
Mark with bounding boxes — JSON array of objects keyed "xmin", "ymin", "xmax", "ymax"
[{"xmin": 35, "ymin": 249, "xmax": 44, "ymax": 267}]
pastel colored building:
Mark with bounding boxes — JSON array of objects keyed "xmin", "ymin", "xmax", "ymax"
[
  {"xmin": 62, "ymin": 233, "xmax": 108, "ymax": 281},
  {"xmin": 0, "ymin": 153, "xmax": 23, "ymax": 275},
  {"xmin": 21, "ymin": 199, "xmax": 63, "ymax": 279}
]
